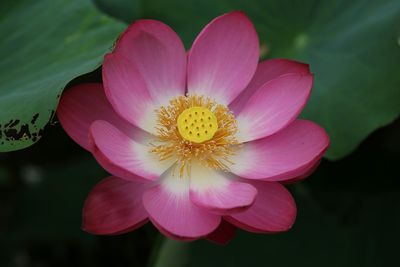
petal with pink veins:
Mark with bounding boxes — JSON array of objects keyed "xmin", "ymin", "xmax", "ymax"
[
  {"xmin": 113, "ymin": 19, "xmax": 186, "ymax": 106},
  {"xmin": 226, "ymin": 181, "xmax": 296, "ymax": 233},
  {"xmin": 187, "ymin": 11, "xmax": 259, "ymax": 105},
  {"xmin": 83, "ymin": 176, "xmax": 149, "ymax": 235},
  {"xmin": 230, "ymin": 59, "xmax": 310, "ymax": 114},
  {"xmin": 103, "ymin": 53, "xmax": 157, "ymax": 133},
  {"xmin": 236, "ymin": 73, "xmax": 314, "ymax": 142},
  {"xmin": 57, "ymin": 83, "xmax": 146, "ymax": 151},
  {"xmin": 89, "ymin": 141, "xmax": 151, "ymax": 183},
  {"xmin": 90, "ymin": 120, "xmax": 173, "ymax": 181},
  {"xmin": 143, "ymin": 169, "xmax": 221, "ymax": 240},
  {"xmin": 189, "ymin": 165, "xmax": 257, "ymax": 215},
  {"xmin": 230, "ymin": 120, "xmax": 329, "ymax": 181}
]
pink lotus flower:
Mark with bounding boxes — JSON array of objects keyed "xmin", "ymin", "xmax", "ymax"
[{"xmin": 57, "ymin": 11, "xmax": 329, "ymax": 243}]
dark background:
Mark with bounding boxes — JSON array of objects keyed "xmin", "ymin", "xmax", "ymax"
[{"xmin": 1, "ymin": 0, "xmax": 400, "ymax": 266}]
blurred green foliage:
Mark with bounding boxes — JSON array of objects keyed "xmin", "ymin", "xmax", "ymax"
[
  {"xmin": 0, "ymin": 0, "xmax": 124, "ymax": 152},
  {"xmin": 1, "ymin": 0, "xmax": 400, "ymax": 266}
]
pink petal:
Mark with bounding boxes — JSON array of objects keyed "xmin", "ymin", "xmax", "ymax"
[
  {"xmin": 236, "ymin": 73, "xmax": 313, "ymax": 142},
  {"xmin": 230, "ymin": 59, "xmax": 310, "ymax": 114},
  {"xmin": 226, "ymin": 181, "xmax": 296, "ymax": 233},
  {"xmin": 142, "ymin": 170, "xmax": 221, "ymax": 240},
  {"xmin": 206, "ymin": 220, "xmax": 236, "ymax": 245},
  {"xmin": 89, "ymin": 141, "xmax": 150, "ymax": 183},
  {"xmin": 57, "ymin": 83, "xmax": 143, "ymax": 151},
  {"xmin": 90, "ymin": 120, "xmax": 173, "ymax": 181},
  {"xmin": 281, "ymin": 159, "xmax": 321, "ymax": 185},
  {"xmin": 187, "ymin": 11, "xmax": 259, "ymax": 105},
  {"xmin": 82, "ymin": 176, "xmax": 148, "ymax": 235},
  {"xmin": 103, "ymin": 53, "xmax": 157, "ymax": 133},
  {"xmin": 189, "ymin": 166, "xmax": 257, "ymax": 215},
  {"xmin": 113, "ymin": 19, "xmax": 186, "ymax": 105},
  {"xmin": 231, "ymin": 120, "xmax": 329, "ymax": 181}
]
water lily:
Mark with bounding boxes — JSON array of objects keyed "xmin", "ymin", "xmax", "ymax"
[{"xmin": 57, "ymin": 11, "xmax": 329, "ymax": 243}]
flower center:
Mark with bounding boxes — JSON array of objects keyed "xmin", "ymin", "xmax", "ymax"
[
  {"xmin": 150, "ymin": 95, "xmax": 240, "ymax": 177},
  {"xmin": 177, "ymin": 107, "xmax": 218, "ymax": 143}
]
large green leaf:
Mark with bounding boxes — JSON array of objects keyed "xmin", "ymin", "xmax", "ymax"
[
  {"xmin": 0, "ymin": 0, "xmax": 125, "ymax": 152},
  {"xmin": 139, "ymin": 0, "xmax": 400, "ymax": 160},
  {"xmin": 95, "ymin": 0, "xmax": 141, "ymax": 23}
]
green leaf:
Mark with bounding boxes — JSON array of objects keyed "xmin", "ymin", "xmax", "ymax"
[
  {"xmin": 0, "ymin": 0, "xmax": 125, "ymax": 152},
  {"xmin": 139, "ymin": 0, "xmax": 400, "ymax": 160},
  {"xmin": 94, "ymin": 0, "xmax": 142, "ymax": 23}
]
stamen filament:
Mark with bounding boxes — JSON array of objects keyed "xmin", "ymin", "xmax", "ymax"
[{"xmin": 150, "ymin": 95, "xmax": 240, "ymax": 177}]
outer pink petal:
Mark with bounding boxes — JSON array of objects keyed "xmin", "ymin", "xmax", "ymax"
[
  {"xmin": 206, "ymin": 220, "xmax": 236, "ymax": 245},
  {"xmin": 230, "ymin": 120, "xmax": 329, "ymax": 181},
  {"xmin": 103, "ymin": 53, "xmax": 156, "ymax": 133},
  {"xmin": 142, "ymin": 170, "xmax": 221, "ymax": 240},
  {"xmin": 230, "ymin": 59, "xmax": 310, "ymax": 114},
  {"xmin": 281, "ymin": 159, "xmax": 321, "ymax": 185},
  {"xmin": 226, "ymin": 181, "xmax": 296, "ymax": 233},
  {"xmin": 89, "ymin": 120, "xmax": 173, "ymax": 181},
  {"xmin": 189, "ymin": 167, "xmax": 257, "ymax": 215},
  {"xmin": 113, "ymin": 19, "xmax": 186, "ymax": 105},
  {"xmin": 236, "ymin": 73, "xmax": 313, "ymax": 142},
  {"xmin": 89, "ymin": 140, "xmax": 150, "ymax": 183},
  {"xmin": 82, "ymin": 176, "xmax": 149, "ymax": 235},
  {"xmin": 57, "ymin": 83, "xmax": 143, "ymax": 151},
  {"xmin": 187, "ymin": 11, "xmax": 259, "ymax": 105}
]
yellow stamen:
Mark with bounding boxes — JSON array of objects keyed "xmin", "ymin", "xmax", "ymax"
[{"xmin": 150, "ymin": 95, "xmax": 240, "ymax": 177}]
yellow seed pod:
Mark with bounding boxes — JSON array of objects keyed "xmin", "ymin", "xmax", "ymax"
[{"xmin": 177, "ymin": 107, "xmax": 218, "ymax": 143}]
